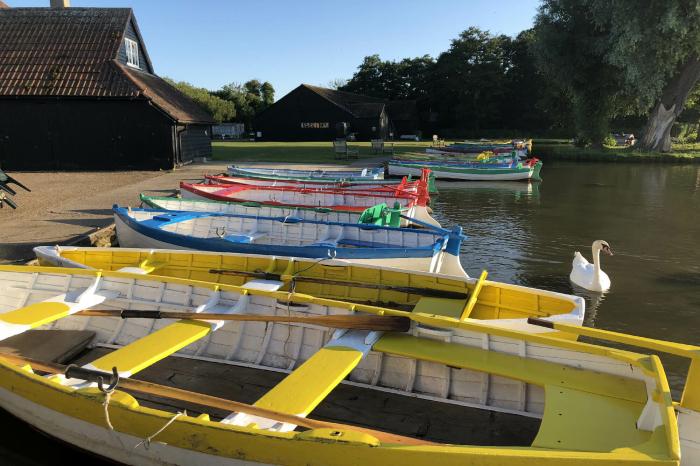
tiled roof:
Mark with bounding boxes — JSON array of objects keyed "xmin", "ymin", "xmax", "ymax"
[
  {"xmin": 0, "ymin": 8, "xmax": 138, "ymax": 97},
  {"xmin": 120, "ymin": 64, "xmax": 215, "ymax": 124},
  {"xmin": 349, "ymin": 102, "xmax": 385, "ymax": 118},
  {"xmin": 302, "ymin": 84, "xmax": 385, "ymax": 117},
  {"xmin": 0, "ymin": 7, "xmax": 214, "ymax": 124}
]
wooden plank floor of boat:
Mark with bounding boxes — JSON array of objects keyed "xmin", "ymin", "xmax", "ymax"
[
  {"xmin": 71, "ymin": 346, "xmax": 540, "ymax": 446},
  {"xmin": 0, "ymin": 329, "xmax": 95, "ymax": 363}
]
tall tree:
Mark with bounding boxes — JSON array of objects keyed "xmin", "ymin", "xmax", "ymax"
[
  {"xmin": 503, "ymin": 29, "xmax": 574, "ymax": 133},
  {"xmin": 164, "ymin": 78, "xmax": 235, "ymax": 123},
  {"xmin": 533, "ymin": 0, "xmax": 627, "ymax": 146},
  {"xmin": 534, "ymin": 0, "xmax": 700, "ymax": 150},
  {"xmin": 584, "ymin": 1, "xmax": 700, "ymax": 152},
  {"xmin": 340, "ymin": 55, "xmax": 386, "ymax": 97},
  {"xmin": 261, "ymin": 82, "xmax": 275, "ymax": 107},
  {"xmin": 327, "ymin": 78, "xmax": 348, "ymax": 90},
  {"xmin": 212, "ymin": 80, "xmax": 275, "ymax": 129},
  {"xmin": 430, "ymin": 27, "xmax": 512, "ymax": 132}
]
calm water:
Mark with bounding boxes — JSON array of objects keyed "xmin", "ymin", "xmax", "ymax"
[
  {"xmin": 2, "ymin": 161, "xmax": 700, "ymax": 461},
  {"xmin": 433, "ymin": 161, "xmax": 700, "ymax": 392}
]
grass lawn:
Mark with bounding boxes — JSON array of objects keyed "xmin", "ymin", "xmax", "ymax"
[
  {"xmin": 212, "ymin": 139, "xmax": 700, "ymax": 164},
  {"xmin": 212, "ymin": 140, "xmax": 447, "ymax": 164}
]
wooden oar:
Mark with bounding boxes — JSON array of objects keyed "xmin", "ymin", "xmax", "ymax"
[
  {"xmin": 209, "ymin": 269, "xmax": 469, "ymax": 300},
  {"xmin": 0, "ymin": 353, "xmax": 436, "ymax": 446},
  {"xmin": 75, "ymin": 310, "xmax": 411, "ymax": 332}
]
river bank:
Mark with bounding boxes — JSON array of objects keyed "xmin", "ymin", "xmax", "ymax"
[{"xmin": 536, "ymin": 140, "xmax": 700, "ymax": 163}]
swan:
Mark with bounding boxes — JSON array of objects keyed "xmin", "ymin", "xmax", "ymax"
[{"xmin": 570, "ymin": 240, "xmax": 613, "ymax": 292}]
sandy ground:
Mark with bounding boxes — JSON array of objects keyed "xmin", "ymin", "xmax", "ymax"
[{"xmin": 0, "ymin": 160, "xmax": 382, "ymax": 263}]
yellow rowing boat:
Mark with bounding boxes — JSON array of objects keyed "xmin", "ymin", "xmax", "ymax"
[
  {"xmin": 34, "ymin": 246, "xmax": 585, "ymax": 334},
  {"xmin": 0, "ymin": 264, "xmax": 697, "ymax": 465}
]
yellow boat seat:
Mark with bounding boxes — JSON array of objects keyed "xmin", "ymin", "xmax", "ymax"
[
  {"xmin": 223, "ymin": 329, "xmax": 381, "ymax": 431},
  {"xmin": 83, "ymin": 320, "xmax": 213, "ymax": 377},
  {"xmin": 373, "ymin": 334, "xmax": 646, "ymax": 403},
  {"xmin": 74, "ymin": 280, "xmax": 281, "ymax": 381},
  {"xmin": 0, "ymin": 282, "xmax": 118, "ymax": 341},
  {"xmin": 412, "ymin": 297, "xmax": 467, "ymax": 319},
  {"xmin": 374, "ymin": 334, "xmax": 667, "ymax": 454},
  {"xmin": 533, "ymin": 385, "xmax": 653, "ymax": 452}
]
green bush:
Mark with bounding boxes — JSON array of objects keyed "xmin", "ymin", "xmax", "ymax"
[{"xmin": 603, "ymin": 134, "xmax": 618, "ymax": 147}]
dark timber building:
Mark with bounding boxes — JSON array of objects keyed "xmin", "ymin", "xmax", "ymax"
[
  {"xmin": 0, "ymin": 5, "xmax": 214, "ymax": 170},
  {"xmin": 254, "ymin": 84, "xmax": 419, "ymax": 141}
]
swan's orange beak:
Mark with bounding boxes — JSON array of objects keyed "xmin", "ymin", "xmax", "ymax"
[{"xmin": 602, "ymin": 245, "xmax": 613, "ymax": 256}]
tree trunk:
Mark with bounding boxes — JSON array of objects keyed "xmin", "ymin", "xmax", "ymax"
[{"xmin": 640, "ymin": 56, "xmax": 700, "ymax": 152}]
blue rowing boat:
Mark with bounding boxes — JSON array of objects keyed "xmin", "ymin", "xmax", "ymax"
[{"xmin": 114, "ymin": 206, "xmax": 467, "ymax": 276}]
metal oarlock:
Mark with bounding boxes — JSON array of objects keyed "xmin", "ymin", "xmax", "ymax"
[{"xmin": 64, "ymin": 365, "xmax": 120, "ymax": 393}]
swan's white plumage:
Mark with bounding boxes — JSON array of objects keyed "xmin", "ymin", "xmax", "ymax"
[{"xmin": 569, "ymin": 241, "xmax": 611, "ymax": 292}]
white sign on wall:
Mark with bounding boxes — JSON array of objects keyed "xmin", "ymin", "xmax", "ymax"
[{"xmin": 301, "ymin": 122, "xmax": 329, "ymax": 129}]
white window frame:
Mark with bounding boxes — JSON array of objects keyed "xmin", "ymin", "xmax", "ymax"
[{"xmin": 125, "ymin": 38, "xmax": 140, "ymax": 69}]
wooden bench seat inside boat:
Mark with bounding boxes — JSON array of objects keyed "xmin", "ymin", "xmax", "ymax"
[
  {"xmin": 374, "ymin": 334, "xmax": 658, "ymax": 453},
  {"xmin": 0, "ymin": 329, "xmax": 94, "ymax": 364}
]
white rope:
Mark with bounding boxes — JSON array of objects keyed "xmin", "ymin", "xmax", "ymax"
[
  {"xmin": 103, "ymin": 391, "xmax": 114, "ymax": 431},
  {"xmin": 134, "ymin": 410, "xmax": 187, "ymax": 450}
]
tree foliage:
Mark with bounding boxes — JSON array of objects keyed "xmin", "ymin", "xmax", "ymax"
[
  {"xmin": 164, "ymin": 78, "xmax": 235, "ymax": 123},
  {"xmin": 212, "ymin": 79, "xmax": 275, "ymax": 129},
  {"xmin": 341, "ymin": 54, "xmax": 436, "ymax": 101},
  {"xmin": 533, "ymin": 0, "xmax": 700, "ymax": 149},
  {"xmin": 532, "ymin": 0, "xmax": 630, "ymax": 145},
  {"xmin": 339, "ymin": 28, "xmax": 573, "ymax": 135},
  {"xmin": 586, "ymin": 1, "xmax": 700, "ymax": 112}
]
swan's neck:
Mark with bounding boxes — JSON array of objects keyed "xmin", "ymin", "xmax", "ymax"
[{"xmin": 592, "ymin": 245, "xmax": 602, "ymax": 280}]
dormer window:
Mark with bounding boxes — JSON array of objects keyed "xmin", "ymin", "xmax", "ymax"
[{"xmin": 125, "ymin": 38, "xmax": 140, "ymax": 68}]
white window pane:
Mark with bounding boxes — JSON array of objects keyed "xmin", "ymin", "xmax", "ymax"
[{"xmin": 125, "ymin": 38, "xmax": 139, "ymax": 68}]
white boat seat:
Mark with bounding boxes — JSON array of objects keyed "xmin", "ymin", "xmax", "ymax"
[
  {"xmin": 224, "ymin": 232, "xmax": 267, "ymax": 244},
  {"xmin": 241, "ymin": 279, "xmax": 284, "ymax": 292}
]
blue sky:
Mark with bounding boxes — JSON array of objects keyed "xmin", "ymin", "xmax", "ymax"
[{"xmin": 11, "ymin": 0, "xmax": 540, "ymax": 98}]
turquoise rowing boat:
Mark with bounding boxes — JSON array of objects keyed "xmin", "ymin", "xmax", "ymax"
[{"xmin": 388, "ymin": 159, "xmax": 543, "ymax": 181}]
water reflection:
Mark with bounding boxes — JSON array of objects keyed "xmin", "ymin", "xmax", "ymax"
[
  {"xmin": 569, "ymin": 284, "xmax": 607, "ymax": 325},
  {"xmin": 430, "ymin": 161, "xmax": 700, "ymax": 392}
]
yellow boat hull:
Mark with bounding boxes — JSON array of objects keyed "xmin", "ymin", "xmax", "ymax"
[{"xmin": 0, "ymin": 265, "xmax": 696, "ymax": 465}]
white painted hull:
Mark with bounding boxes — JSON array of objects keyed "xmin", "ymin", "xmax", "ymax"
[
  {"xmin": 181, "ymin": 184, "xmax": 427, "ymax": 210},
  {"xmin": 179, "ymin": 188, "xmax": 441, "ymax": 228},
  {"xmin": 143, "ymin": 196, "xmax": 431, "ymax": 229},
  {"xmin": 208, "ymin": 176, "xmax": 409, "ymax": 191},
  {"xmin": 389, "ymin": 164, "xmax": 536, "ymax": 181},
  {"xmin": 114, "ymin": 214, "xmax": 460, "ymax": 275},
  {"xmin": 117, "ymin": 215, "xmax": 433, "ymax": 273},
  {"xmin": 0, "ymin": 387, "xmax": 262, "ymax": 466}
]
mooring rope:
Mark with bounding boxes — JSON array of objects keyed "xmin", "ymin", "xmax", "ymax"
[
  {"xmin": 134, "ymin": 410, "xmax": 187, "ymax": 450},
  {"xmin": 103, "ymin": 390, "xmax": 115, "ymax": 431}
]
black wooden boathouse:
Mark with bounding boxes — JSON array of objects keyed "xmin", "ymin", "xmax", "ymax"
[
  {"xmin": 253, "ymin": 84, "xmax": 420, "ymax": 141},
  {"xmin": 0, "ymin": 5, "xmax": 215, "ymax": 170}
]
